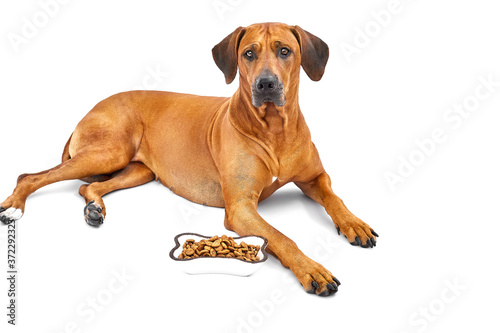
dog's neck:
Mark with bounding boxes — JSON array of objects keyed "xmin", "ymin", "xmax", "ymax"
[{"xmin": 228, "ymin": 79, "xmax": 309, "ymax": 160}]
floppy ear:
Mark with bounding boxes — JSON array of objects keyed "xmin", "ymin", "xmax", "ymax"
[
  {"xmin": 212, "ymin": 26, "xmax": 246, "ymax": 84},
  {"xmin": 291, "ymin": 26, "xmax": 329, "ymax": 81}
]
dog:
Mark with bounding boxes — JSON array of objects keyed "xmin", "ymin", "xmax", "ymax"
[{"xmin": 0, "ymin": 22, "xmax": 378, "ymax": 296}]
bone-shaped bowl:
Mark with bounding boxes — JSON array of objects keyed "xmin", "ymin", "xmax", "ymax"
[{"xmin": 169, "ymin": 233, "xmax": 269, "ymax": 276}]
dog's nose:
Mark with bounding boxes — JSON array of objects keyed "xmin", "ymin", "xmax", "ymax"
[{"xmin": 256, "ymin": 75, "xmax": 278, "ymax": 92}]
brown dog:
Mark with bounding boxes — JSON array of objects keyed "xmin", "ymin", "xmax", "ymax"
[{"xmin": 0, "ymin": 22, "xmax": 377, "ymax": 296}]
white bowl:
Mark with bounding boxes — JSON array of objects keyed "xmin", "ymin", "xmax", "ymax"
[{"xmin": 169, "ymin": 233, "xmax": 269, "ymax": 276}]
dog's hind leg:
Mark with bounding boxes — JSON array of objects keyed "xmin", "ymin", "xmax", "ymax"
[
  {"xmin": 61, "ymin": 133, "xmax": 113, "ymax": 184},
  {"xmin": 0, "ymin": 148, "xmax": 133, "ymax": 225},
  {"xmin": 78, "ymin": 162, "xmax": 155, "ymax": 226}
]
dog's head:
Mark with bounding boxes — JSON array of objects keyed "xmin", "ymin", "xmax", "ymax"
[{"xmin": 212, "ymin": 23, "xmax": 329, "ymax": 108}]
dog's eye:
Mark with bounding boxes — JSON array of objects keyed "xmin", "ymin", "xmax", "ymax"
[
  {"xmin": 279, "ymin": 47, "xmax": 291, "ymax": 57},
  {"xmin": 244, "ymin": 50, "xmax": 254, "ymax": 60}
]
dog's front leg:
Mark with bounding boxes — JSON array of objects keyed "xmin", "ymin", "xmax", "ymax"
[
  {"xmin": 295, "ymin": 172, "xmax": 378, "ymax": 248},
  {"xmin": 222, "ymin": 176, "xmax": 340, "ymax": 296}
]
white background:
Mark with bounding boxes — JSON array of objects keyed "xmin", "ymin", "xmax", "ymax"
[{"xmin": 1, "ymin": 0, "xmax": 500, "ymax": 332}]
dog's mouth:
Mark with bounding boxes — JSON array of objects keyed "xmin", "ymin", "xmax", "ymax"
[{"xmin": 251, "ymin": 86, "xmax": 286, "ymax": 108}]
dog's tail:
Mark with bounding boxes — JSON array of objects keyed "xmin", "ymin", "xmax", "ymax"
[{"xmin": 61, "ymin": 133, "xmax": 73, "ymax": 162}]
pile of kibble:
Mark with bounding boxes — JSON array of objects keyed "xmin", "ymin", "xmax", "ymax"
[{"xmin": 179, "ymin": 235, "xmax": 261, "ymax": 261}]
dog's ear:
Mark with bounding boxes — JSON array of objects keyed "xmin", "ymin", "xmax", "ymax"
[
  {"xmin": 212, "ymin": 26, "xmax": 246, "ymax": 84},
  {"xmin": 291, "ymin": 26, "xmax": 329, "ymax": 81}
]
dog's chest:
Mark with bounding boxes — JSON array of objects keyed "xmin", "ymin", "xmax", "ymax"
[{"xmin": 259, "ymin": 116, "xmax": 317, "ymax": 183}]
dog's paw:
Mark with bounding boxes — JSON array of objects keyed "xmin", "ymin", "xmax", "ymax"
[
  {"xmin": 295, "ymin": 259, "xmax": 341, "ymax": 296},
  {"xmin": 84, "ymin": 201, "xmax": 104, "ymax": 227},
  {"xmin": 335, "ymin": 217, "xmax": 378, "ymax": 248},
  {"xmin": 0, "ymin": 206, "xmax": 23, "ymax": 225}
]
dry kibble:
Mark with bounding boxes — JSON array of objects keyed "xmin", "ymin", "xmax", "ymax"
[{"xmin": 179, "ymin": 236, "xmax": 262, "ymax": 262}]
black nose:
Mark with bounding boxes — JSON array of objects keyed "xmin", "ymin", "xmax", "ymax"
[{"xmin": 256, "ymin": 75, "xmax": 278, "ymax": 92}]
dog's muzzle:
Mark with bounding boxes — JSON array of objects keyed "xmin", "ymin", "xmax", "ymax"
[{"xmin": 251, "ymin": 72, "xmax": 286, "ymax": 108}]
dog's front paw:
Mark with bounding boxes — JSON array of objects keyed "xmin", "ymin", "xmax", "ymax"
[
  {"xmin": 84, "ymin": 201, "xmax": 104, "ymax": 227},
  {"xmin": 294, "ymin": 259, "xmax": 341, "ymax": 297},
  {"xmin": 335, "ymin": 217, "xmax": 378, "ymax": 248},
  {"xmin": 0, "ymin": 206, "xmax": 23, "ymax": 225}
]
